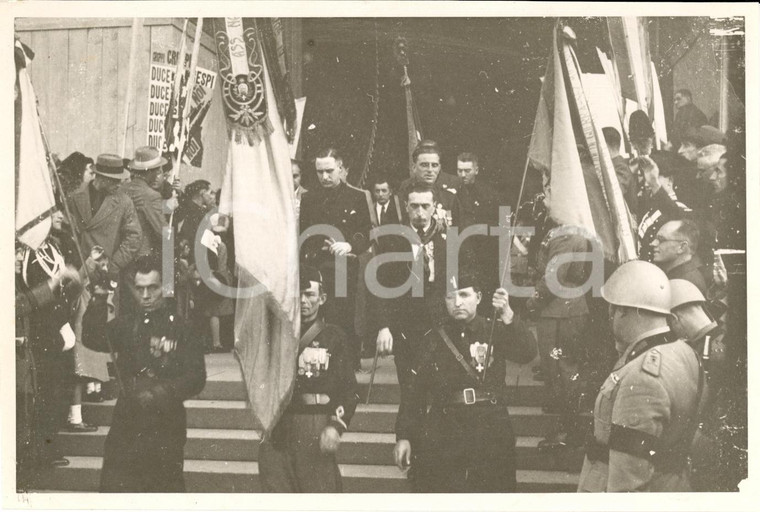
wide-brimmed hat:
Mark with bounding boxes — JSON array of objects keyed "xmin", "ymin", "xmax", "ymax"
[
  {"xmin": 94, "ymin": 154, "xmax": 130, "ymax": 180},
  {"xmin": 128, "ymin": 146, "xmax": 168, "ymax": 172}
]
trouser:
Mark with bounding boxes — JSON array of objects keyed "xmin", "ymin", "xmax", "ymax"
[
  {"xmin": 259, "ymin": 413, "xmax": 342, "ymax": 493},
  {"xmin": 536, "ymin": 315, "xmax": 588, "ymax": 435},
  {"xmin": 411, "ymin": 404, "xmax": 517, "ymax": 493},
  {"xmin": 320, "ymin": 264, "xmax": 360, "ymax": 368},
  {"xmin": 391, "ymin": 327, "xmax": 427, "ymax": 402},
  {"xmin": 100, "ymin": 399, "xmax": 187, "ymax": 492}
]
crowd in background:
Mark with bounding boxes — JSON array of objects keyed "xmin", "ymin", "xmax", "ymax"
[{"xmin": 15, "ymin": 83, "xmax": 747, "ymax": 492}]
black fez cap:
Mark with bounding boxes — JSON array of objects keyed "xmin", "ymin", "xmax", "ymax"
[
  {"xmin": 629, "ymin": 110, "xmax": 654, "ymax": 141},
  {"xmin": 447, "ymin": 267, "xmax": 481, "ymax": 293},
  {"xmin": 300, "ymin": 265, "xmax": 323, "ymax": 290}
]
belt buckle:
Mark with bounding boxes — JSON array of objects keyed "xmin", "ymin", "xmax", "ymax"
[{"xmin": 463, "ymin": 388, "xmax": 476, "ymax": 405}]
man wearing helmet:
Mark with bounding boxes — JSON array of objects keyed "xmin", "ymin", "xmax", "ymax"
[
  {"xmin": 668, "ymin": 279, "xmax": 729, "ymax": 492},
  {"xmin": 578, "ymin": 261, "xmax": 701, "ymax": 492}
]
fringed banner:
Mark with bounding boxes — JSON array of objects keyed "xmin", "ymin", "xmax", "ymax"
[{"xmin": 213, "ymin": 18, "xmax": 272, "ymax": 145}]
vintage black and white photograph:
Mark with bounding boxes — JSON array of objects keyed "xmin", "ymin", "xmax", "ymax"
[{"xmin": 4, "ymin": 1, "xmax": 757, "ymax": 509}]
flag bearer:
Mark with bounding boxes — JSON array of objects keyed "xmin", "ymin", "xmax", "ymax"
[
  {"xmin": 258, "ymin": 267, "xmax": 358, "ymax": 492},
  {"xmin": 393, "ymin": 272, "xmax": 535, "ymax": 492}
]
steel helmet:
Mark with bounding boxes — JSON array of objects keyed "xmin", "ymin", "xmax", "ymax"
[
  {"xmin": 669, "ymin": 279, "xmax": 706, "ymax": 310},
  {"xmin": 601, "ymin": 260, "xmax": 671, "ymax": 315}
]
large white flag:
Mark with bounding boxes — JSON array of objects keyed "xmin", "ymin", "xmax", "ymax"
[
  {"xmin": 15, "ymin": 40, "xmax": 55, "ymax": 250},
  {"xmin": 215, "ymin": 18, "xmax": 299, "ymax": 435}
]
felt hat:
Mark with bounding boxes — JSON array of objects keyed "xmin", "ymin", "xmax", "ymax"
[
  {"xmin": 128, "ymin": 146, "xmax": 168, "ymax": 172},
  {"xmin": 94, "ymin": 153, "xmax": 130, "ymax": 180}
]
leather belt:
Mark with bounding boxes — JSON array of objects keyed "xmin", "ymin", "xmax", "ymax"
[
  {"xmin": 297, "ymin": 393, "xmax": 331, "ymax": 405},
  {"xmin": 445, "ymin": 388, "xmax": 499, "ymax": 406}
]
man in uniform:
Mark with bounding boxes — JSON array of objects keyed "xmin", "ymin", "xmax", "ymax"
[
  {"xmin": 456, "ymin": 152, "xmax": 501, "ymax": 303},
  {"xmin": 578, "ymin": 261, "xmax": 701, "ymax": 492},
  {"xmin": 396, "ymin": 140, "xmax": 463, "ymax": 228},
  {"xmin": 299, "ymin": 148, "xmax": 372, "ymax": 368},
  {"xmin": 259, "ymin": 267, "xmax": 358, "ymax": 492},
  {"xmin": 374, "ymin": 183, "xmax": 475, "ymax": 396},
  {"xmin": 526, "ymin": 180, "xmax": 592, "ymax": 450},
  {"xmin": 82, "ymin": 255, "xmax": 206, "ymax": 492},
  {"xmin": 393, "ymin": 274, "xmax": 535, "ymax": 492}
]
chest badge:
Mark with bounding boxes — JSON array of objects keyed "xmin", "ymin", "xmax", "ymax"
[
  {"xmin": 298, "ymin": 345, "xmax": 331, "ymax": 378},
  {"xmin": 469, "ymin": 342, "xmax": 490, "ymax": 372},
  {"xmin": 149, "ymin": 336, "xmax": 177, "ymax": 358}
]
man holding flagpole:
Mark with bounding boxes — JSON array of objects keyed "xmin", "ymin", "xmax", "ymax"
[{"xmin": 258, "ymin": 267, "xmax": 358, "ymax": 492}]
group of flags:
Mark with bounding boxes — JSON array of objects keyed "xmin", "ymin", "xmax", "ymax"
[
  {"xmin": 16, "ymin": 16, "xmax": 666, "ymax": 436},
  {"xmin": 528, "ymin": 18, "xmax": 667, "ymax": 265}
]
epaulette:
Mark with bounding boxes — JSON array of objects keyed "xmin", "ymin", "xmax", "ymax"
[{"xmin": 641, "ymin": 348, "xmax": 662, "ymax": 377}]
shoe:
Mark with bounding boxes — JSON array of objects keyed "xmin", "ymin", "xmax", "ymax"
[
  {"xmin": 84, "ymin": 392, "xmax": 104, "ymax": 403},
  {"xmin": 212, "ymin": 346, "xmax": 229, "ymax": 353},
  {"xmin": 46, "ymin": 457, "xmax": 70, "ymax": 468},
  {"xmin": 532, "ymin": 365, "xmax": 542, "ymax": 374},
  {"xmin": 63, "ymin": 422, "xmax": 98, "ymax": 433},
  {"xmin": 537, "ymin": 433, "xmax": 568, "ymax": 453}
]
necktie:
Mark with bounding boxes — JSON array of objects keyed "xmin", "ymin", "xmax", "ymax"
[
  {"xmin": 417, "ymin": 228, "xmax": 431, "ymax": 281},
  {"xmin": 379, "ymin": 204, "xmax": 386, "ymax": 225}
]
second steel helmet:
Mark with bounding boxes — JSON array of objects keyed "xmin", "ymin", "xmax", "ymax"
[
  {"xmin": 601, "ymin": 260, "xmax": 671, "ymax": 315},
  {"xmin": 669, "ymin": 279, "xmax": 706, "ymax": 310}
]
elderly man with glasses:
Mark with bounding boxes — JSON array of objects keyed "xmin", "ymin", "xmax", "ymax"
[{"xmin": 650, "ymin": 219, "xmax": 708, "ymax": 296}]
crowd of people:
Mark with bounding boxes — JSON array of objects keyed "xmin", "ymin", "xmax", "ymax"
[{"xmin": 15, "ymin": 87, "xmax": 746, "ymax": 493}]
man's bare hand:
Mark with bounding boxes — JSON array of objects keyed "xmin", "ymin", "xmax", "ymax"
[
  {"xmin": 394, "ymin": 440, "xmax": 412, "ymax": 470},
  {"xmin": 319, "ymin": 425, "xmax": 341, "ymax": 454},
  {"xmin": 376, "ymin": 327, "xmax": 393, "ymax": 355}
]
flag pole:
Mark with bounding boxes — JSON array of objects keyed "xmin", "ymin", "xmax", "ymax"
[
  {"xmin": 37, "ymin": 109, "xmax": 126, "ymax": 394},
  {"xmin": 168, "ymin": 18, "xmax": 201, "ymax": 231},
  {"xmin": 120, "ymin": 18, "xmax": 144, "ymax": 158}
]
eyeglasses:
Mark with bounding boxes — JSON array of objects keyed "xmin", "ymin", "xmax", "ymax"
[{"xmin": 653, "ymin": 235, "xmax": 687, "ymax": 245}]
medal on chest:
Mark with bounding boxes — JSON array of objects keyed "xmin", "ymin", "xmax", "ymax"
[
  {"xmin": 143, "ymin": 314, "xmax": 178, "ymax": 358},
  {"xmin": 298, "ymin": 342, "xmax": 330, "ymax": 378},
  {"xmin": 468, "ymin": 339, "xmax": 492, "ymax": 373}
]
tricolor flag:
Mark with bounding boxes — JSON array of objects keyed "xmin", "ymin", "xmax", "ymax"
[
  {"xmin": 605, "ymin": 17, "xmax": 668, "ymax": 149},
  {"xmin": 15, "ymin": 39, "xmax": 56, "ymax": 251},
  {"xmin": 214, "ymin": 18, "xmax": 299, "ymax": 435},
  {"xmin": 528, "ymin": 25, "xmax": 637, "ymax": 263}
]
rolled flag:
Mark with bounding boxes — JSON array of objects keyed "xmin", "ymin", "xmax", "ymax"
[
  {"xmin": 214, "ymin": 18, "xmax": 299, "ymax": 436},
  {"xmin": 527, "ymin": 25, "xmax": 637, "ymax": 263},
  {"xmin": 15, "ymin": 39, "xmax": 56, "ymax": 250}
]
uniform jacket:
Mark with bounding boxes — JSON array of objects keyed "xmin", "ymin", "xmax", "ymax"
[
  {"xmin": 397, "ymin": 175, "xmax": 463, "ymax": 228},
  {"xmin": 527, "ymin": 223, "xmax": 591, "ymax": 318},
  {"xmin": 299, "ymin": 182, "xmax": 372, "ymax": 266},
  {"xmin": 667, "ymin": 258, "xmax": 709, "ymax": 297},
  {"xmin": 577, "ymin": 330, "xmax": 701, "ymax": 492},
  {"xmin": 83, "ymin": 298, "xmax": 206, "ymax": 405},
  {"xmin": 83, "ymin": 299, "xmax": 206, "ymax": 492},
  {"xmin": 459, "ymin": 180, "xmax": 500, "ymax": 228},
  {"xmin": 276, "ymin": 318, "xmax": 358, "ymax": 435},
  {"xmin": 395, "ymin": 314, "xmax": 536, "ymax": 441},
  {"xmin": 672, "ymin": 103, "xmax": 708, "ymax": 148},
  {"xmin": 67, "ymin": 183, "xmax": 142, "ymax": 278},
  {"xmin": 121, "ymin": 177, "xmax": 164, "ymax": 258},
  {"xmin": 374, "ymin": 218, "xmax": 476, "ymax": 337}
]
